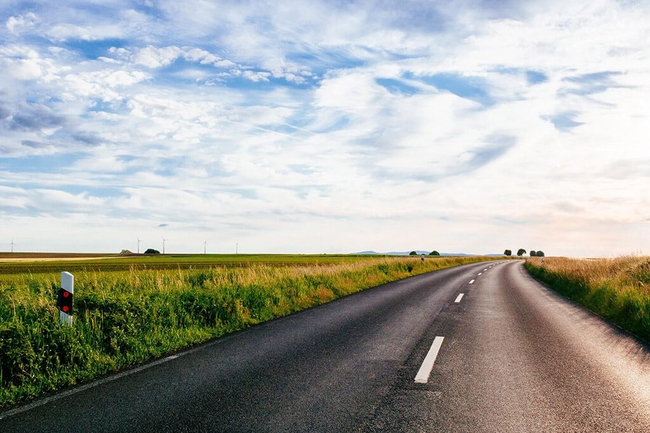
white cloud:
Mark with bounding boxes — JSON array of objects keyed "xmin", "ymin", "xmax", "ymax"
[
  {"xmin": 183, "ymin": 48, "xmax": 236, "ymax": 68},
  {"xmin": 46, "ymin": 23, "xmax": 124, "ymax": 42},
  {"xmin": 242, "ymin": 70, "xmax": 271, "ymax": 82},
  {"xmin": 131, "ymin": 45, "xmax": 183, "ymax": 68},
  {"xmin": 108, "ymin": 47, "xmax": 130, "ymax": 59},
  {"xmin": 0, "ymin": 45, "xmax": 51, "ymax": 80},
  {"xmin": 6, "ymin": 12, "xmax": 37, "ymax": 34}
]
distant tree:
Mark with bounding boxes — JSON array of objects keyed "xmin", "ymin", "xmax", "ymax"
[
  {"xmin": 144, "ymin": 248, "xmax": 160, "ymax": 254},
  {"xmin": 120, "ymin": 249, "xmax": 132, "ymax": 254},
  {"xmin": 409, "ymin": 251, "xmax": 418, "ymax": 256},
  {"xmin": 537, "ymin": 250, "xmax": 545, "ymax": 257},
  {"xmin": 517, "ymin": 248, "xmax": 526, "ymax": 257},
  {"xmin": 429, "ymin": 250, "xmax": 440, "ymax": 256},
  {"xmin": 504, "ymin": 249, "xmax": 512, "ymax": 256},
  {"xmin": 530, "ymin": 250, "xmax": 537, "ymax": 257}
]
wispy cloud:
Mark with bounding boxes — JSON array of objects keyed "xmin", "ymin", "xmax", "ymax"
[
  {"xmin": 543, "ymin": 112, "xmax": 584, "ymax": 132},
  {"xmin": 561, "ymin": 71, "xmax": 626, "ymax": 96}
]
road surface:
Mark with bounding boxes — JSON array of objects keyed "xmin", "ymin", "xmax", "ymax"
[{"xmin": 2, "ymin": 260, "xmax": 650, "ymax": 432}]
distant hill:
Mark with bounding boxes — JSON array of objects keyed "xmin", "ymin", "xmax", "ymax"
[{"xmin": 351, "ymin": 251, "xmax": 474, "ymax": 257}]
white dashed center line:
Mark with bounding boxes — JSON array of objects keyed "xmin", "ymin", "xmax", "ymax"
[
  {"xmin": 414, "ymin": 336, "xmax": 445, "ymax": 384},
  {"xmin": 478, "ymin": 272, "xmax": 482, "ymax": 276},
  {"xmin": 454, "ymin": 293, "xmax": 464, "ymax": 303},
  {"xmin": 469, "ymin": 279, "xmax": 475, "ymax": 284}
]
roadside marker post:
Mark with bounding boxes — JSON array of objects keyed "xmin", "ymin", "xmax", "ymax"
[{"xmin": 58, "ymin": 272, "xmax": 74, "ymax": 326}]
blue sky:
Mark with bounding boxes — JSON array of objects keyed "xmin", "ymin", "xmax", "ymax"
[{"xmin": 1, "ymin": 0, "xmax": 649, "ymax": 257}]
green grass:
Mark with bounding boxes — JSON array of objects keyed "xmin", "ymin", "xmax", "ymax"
[
  {"xmin": 525, "ymin": 256, "xmax": 650, "ymax": 343},
  {"xmin": 0, "ymin": 254, "xmax": 500, "ymax": 407}
]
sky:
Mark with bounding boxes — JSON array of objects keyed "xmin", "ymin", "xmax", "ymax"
[{"xmin": 0, "ymin": 0, "xmax": 649, "ymax": 257}]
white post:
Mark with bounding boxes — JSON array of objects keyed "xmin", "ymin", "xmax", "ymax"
[{"xmin": 60, "ymin": 272, "xmax": 74, "ymax": 326}]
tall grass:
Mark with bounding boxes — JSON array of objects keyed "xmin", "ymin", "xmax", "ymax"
[
  {"xmin": 525, "ymin": 256, "xmax": 650, "ymax": 342},
  {"xmin": 0, "ymin": 255, "xmax": 496, "ymax": 407}
]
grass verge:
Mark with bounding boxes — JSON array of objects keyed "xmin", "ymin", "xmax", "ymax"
[
  {"xmin": 1, "ymin": 255, "xmax": 498, "ymax": 407},
  {"xmin": 525, "ymin": 256, "xmax": 650, "ymax": 343}
]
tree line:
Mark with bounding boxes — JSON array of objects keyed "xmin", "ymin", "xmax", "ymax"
[{"xmin": 503, "ymin": 249, "xmax": 545, "ymax": 257}]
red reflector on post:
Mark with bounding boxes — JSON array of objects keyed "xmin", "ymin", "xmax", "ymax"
[{"xmin": 57, "ymin": 288, "xmax": 73, "ymax": 315}]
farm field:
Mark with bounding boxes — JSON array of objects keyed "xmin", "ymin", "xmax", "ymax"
[
  {"xmin": 525, "ymin": 256, "xmax": 650, "ymax": 343},
  {"xmin": 0, "ymin": 253, "xmax": 501, "ymax": 407},
  {"xmin": 0, "ymin": 252, "xmax": 373, "ymax": 274}
]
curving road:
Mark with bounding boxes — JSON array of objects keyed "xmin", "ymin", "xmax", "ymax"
[{"xmin": 2, "ymin": 261, "xmax": 650, "ymax": 432}]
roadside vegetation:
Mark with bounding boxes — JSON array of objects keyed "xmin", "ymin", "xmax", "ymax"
[
  {"xmin": 525, "ymin": 256, "xmax": 650, "ymax": 343},
  {"xmin": 0, "ymin": 254, "xmax": 499, "ymax": 407}
]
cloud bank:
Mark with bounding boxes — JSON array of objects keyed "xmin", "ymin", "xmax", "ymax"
[{"xmin": 1, "ymin": 0, "xmax": 649, "ymax": 256}]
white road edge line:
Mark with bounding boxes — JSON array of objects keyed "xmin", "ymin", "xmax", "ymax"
[
  {"xmin": 414, "ymin": 336, "xmax": 445, "ymax": 384},
  {"xmin": 478, "ymin": 272, "xmax": 482, "ymax": 275},
  {"xmin": 0, "ymin": 355, "xmax": 181, "ymax": 419},
  {"xmin": 454, "ymin": 293, "xmax": 464, "ymax": 303},
  {"xmin": 0, "ymin": 337, "xmax": 214, "ymax": 419},
  {"xmin": 469, "ymin": 279, "xmax": 475, "ymax": 284}
]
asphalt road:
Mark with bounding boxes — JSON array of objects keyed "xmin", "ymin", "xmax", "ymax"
[{"xmin": 3, "ymin": 261, "xmax": 650, "ymax": 432}]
